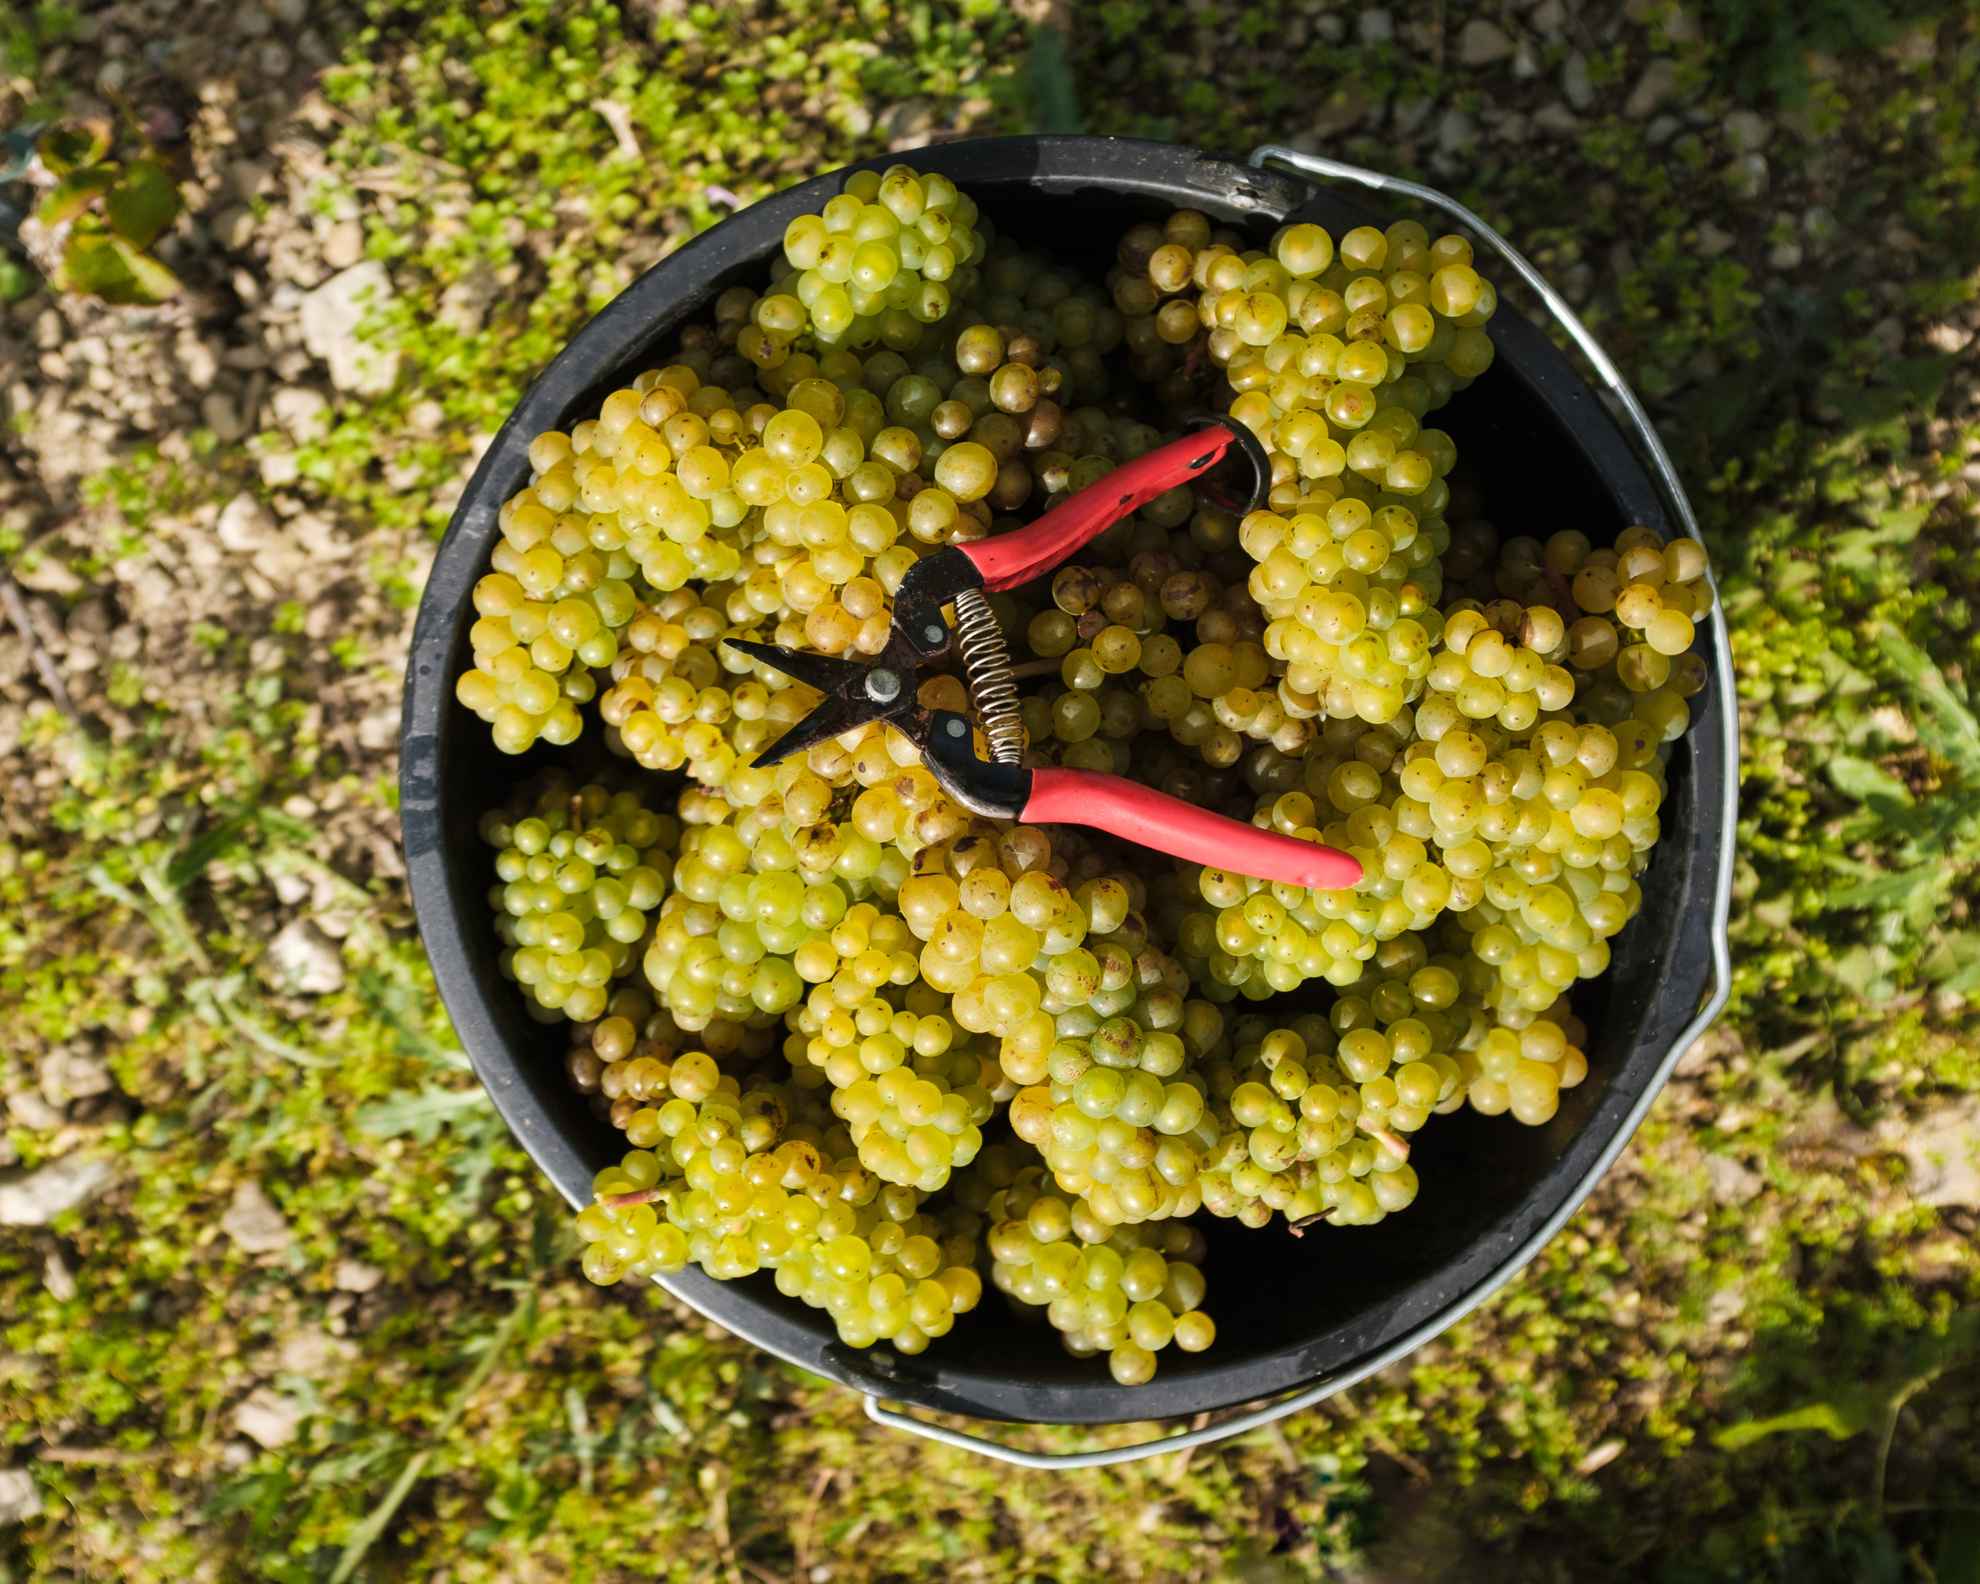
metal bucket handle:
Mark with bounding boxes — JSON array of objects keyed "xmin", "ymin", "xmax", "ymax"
[{"xmin": 865, "ymin": 144, "xmax": 1737, "ymax": 1469}]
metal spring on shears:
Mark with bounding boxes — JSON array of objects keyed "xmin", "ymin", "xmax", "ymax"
[{"xmin": 952, "ymin": 586, "xmax": 1025, "ymax": 766}]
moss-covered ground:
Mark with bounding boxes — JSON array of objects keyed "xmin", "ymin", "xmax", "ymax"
[{"xmin": 2, "ymin": 2, "xmax": 1978, "ymax": 1579}]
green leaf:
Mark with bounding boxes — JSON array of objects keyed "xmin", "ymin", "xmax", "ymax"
[
  {"xmin": 1825, "ymin": 870, "xmax": 1931, "ymax": 912},
  {"xmin": 35, "ymin": 165, "xmax": 117, "ymax": 226},
  {"xmin": 1711, "ymin": 1396, "xmax": 1878, "ymax": 1451},
  {"xmin": 105, "ymin": 158, "xmax": 181, "ymax": 249},
  {"xmin": 38, "ymin": 119, "xmax": 111, "ymax": 176},
  {"xmin": 1879, "ymin": 628, "xmax": 1980, "ymax": 770},
  {"xmin": 1023, "ymin": 26, "xmax": 1083, "ymax": 135},
  {"xmin": 54, "ymin": 227, "xmax": 134, "ymax": 296},
  {"xmin": 164, "ymin": 815, "xmax": 255, "ymax": 894},
  {"xmin": 56, "ymin": 230, "xmax": 180, "ymax": 305},
  {"xmin": 0, "ymin": 255, "xmax": 35, "ymax": 302},
  {"xmin": 1827, "ymin": 755, "xmax": 1912, "ymax": 807},
  {"xmin": 109, "ymin": 241, "xmax": 181, "ymax": 305},
  {"xmin": 356, "ymin": 1085, "xmax": 491, "ymax": 1143}
]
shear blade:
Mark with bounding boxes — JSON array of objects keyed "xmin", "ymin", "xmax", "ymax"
[{"xmin": 723, "ymin": 638, "xmax": 916, "ymax": 768}]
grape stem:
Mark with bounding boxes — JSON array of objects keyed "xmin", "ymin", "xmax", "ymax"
[
  {"xmin": 1287, "ymin": 1210, "xmax": 1337, "ymax": 1237},
  {"xmin": 603, "ymin": 1188, "xmax": 663, "ymax": 1209},
  {"xmin": 1363, "ymin": 1126, "xmax": 1411, "ymax": 1162}
]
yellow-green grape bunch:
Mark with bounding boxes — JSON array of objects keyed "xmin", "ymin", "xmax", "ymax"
[
  {"xmin": 574, "ymin": 1045, "xmax": 984, "ymax": 1353},
  {"xmin": 774, "ymin": 1193, "xmax": 986, "ymax": 1353},
  {"xmin": 1435, "ymin": 739, "xmax": 1666, "ymax": 1024},
  {"xmin": 598, "ymin": 591, "xmax": 813, "ymax": 786},
  {"xmin": 1195, "ymin": 1015, "xmax": 1435, "ymax": 1228},
  {"xmin": 1242, "ymin": 497, "xmax": 1447, "ymax": 728},
  {"xmin": 999, "ymin": 921, "xmax": 1229, "ymax": 1229},
  {"xmin": 789, "ymin": 989, "xmax": 999, "ymax": 1191},
  {"xmin": 555, "ymin": 370, "xmax": 749, "ymax": 594},
  {"xmin": 643, "ymin": 790, "xmax": 911, "ymax": 1031},
  {"xmin": 481, "ymin": 783, "xmax": 677, "ymax": 1023},
  {"xmin": 1422, "ymin": 601, "xmax": 1577, "ymax": 735},
  {"xmin": 777, "ymin": 165, "xmax": 986, "ymax": 350},
  {"xmin": 1172, "ymin": 789, "xmax": 1389, "ymax": 1000},
  {"xmin": 1445, "ymin": 1005, "xmax": 1590, "ymax": 1127},
  {"xmin": 570, "ymin": 984, "xmax": 774, "ymax": 1124},
  {"xmin": 456, "ymin": 442, "xmax": 646, "ymax": 753},
  {"xmin": 1563, "ymin": 526, "xmax": 1715, "ymax": 738},
  {"xmin": 986, "ymin": 1169, "xmax": 1215, "ymax": 1385}
]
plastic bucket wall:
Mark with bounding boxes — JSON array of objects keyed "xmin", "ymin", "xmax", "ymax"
[{"xmin": 401, "ymin": 136, "xmax": 1734, "ymax": 1428}]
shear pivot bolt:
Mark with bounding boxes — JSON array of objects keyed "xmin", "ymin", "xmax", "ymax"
[
  {"xmin": 923, "ymin": 623, "xmax": 946, "ymax": 647},
  {"xmin": 865, "ymin": 668, "xmax": 903, "ymax": 703},
  {"xmin": 945, "ymin": 718, "xmax": 967, "ymax": 737}
]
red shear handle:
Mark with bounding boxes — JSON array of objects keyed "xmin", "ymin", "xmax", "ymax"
[
  {"xmin": 1021, "ymin": 769, "xmax": 1363, "ymax": 891},
  {"xmin": 957, "ymin": 425, "xmax": 1245, "ymax": 593}
]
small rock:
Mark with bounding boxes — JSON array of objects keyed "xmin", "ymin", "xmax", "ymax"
[
  {"xmin": 221, "ymin": 1181, "xmax": 292, "ymax": 1255},
  {"xmin": 177, "ymin": 338, "xmax": 221, "ymax": 386},
  {"xmin": 213, "ymin": 205, "xmax": 258, "ymax": 251},
  {"xmin": 1767, "ymin": 239, "xmax": 1804, "ymax": 271},
  {"xmin": 1625, "ymin": 59, "xmax": 1679, "ymax": 117},
  {"xmin": 11, "ymin": 555, "xmax": 84, "ymax": 597},
  {"xmin": 43, "ymin": 1249, "xmax": 77, "ymax": 1302},
  {"xmin": 1534, "ymin": 104, "xmax": 1582, "ymax": 135},
  {"xmin": 334, "ymin": 1259, "xmax": 384, "ymax": 1293},
  {"xmin": 271, "ymin": 870, "xmax": 312, "ymax": 906},
  {"xmin": 1436, "ymin": 108, "xmax": 1476, "ymax": 157},
  {"xmin": 1802, "ymin": 204, "xmax": 1839, "ymax": 251},
  {"xmin": 1924, "ymin": 321, "xmax": 1975, "ymax": 355},
  {"xmin": 1391, "ymin": 96, "xmax": 1435, "ymax": 135},
  {"xmin": 1697, "ymin": 221, "xmax": 1736, "ymax": 257},
  {"xmin": 1457, "ymin": 18, "xmax": 1514, "ymax": 65},
  {"xmin": 299, "ymin": 261, "xmax": 400, "ymax": 396},
  {"xmin": 268, "ymin": 0, "xmax": 306, "ymax": 24},
  {"xmin": 0, "ymin": 1466, "xmax": 41, "ymax": 1526},
  {"xmin": 258, "ymin": 449, "xmax": 301, "ymax": 488},
  {"xmin": 322, "ymin": 219, "xmax": 364, "ymax": 271},
  {"xmin": 270, "ymin": 385, "xmax": 330, "ymax": 442},
  {"xmin": 1647, "ymin": 113, "xmax": 1682, "ymax": 145},
  {"xmin": 1575, "ymin": 1439, "xmax": 1625, "ymax": 1476},
  {"xmin": 202, "ymin": 391, "xmax": 247, "ymax": 442},
  {"xmin": 438, "ymin": 268, "xmax": 501, "ymax": 336},
  {"xmin": 355, "ymin": 705, "xmax": 400, "ymax": 753},
  {"xmin": 1562, "ymin": 52, "xmax": 1594, "ymax": 110},
  {"xmin": 233, "ymin": 1387, "xmax": 303, "ymax": 1450},
  {"xmin": 265, "ymin": 917, "xmax": 345, "ymax": 995},
  {"xmin": 1725, "ymin": 152, "xmax": 1769, "ymax": 199},
  {"xmin": 276, "ymin": 1327, "xmax": 351, "ymax": 1376},
  {"xmin": 1530, "ymin": 0, "xmax": 1567, "ymax": 35},
  {"xmin": 1512, "ymin": 41, "xmax": 1540, "ymax": 79},
  {"xmin": 1705, "ymin": 1153, "xmax": 1761, "ymax": 1203},
  {"xmin": 1705, "ymin": 1283, "xmax": 1745, "ymax": 1325},
  {"xmin": 1898, "ymin": 1098, "xmax": 1980, "ymax": 1208},
  {"xmin": 39, "ymin": 1045, "xmax": 113, "ymax": 1107},
  {"xmin": 1723, "ymin": 109, "xmax": 1771, "ymax": 153},
  {"xmin": 1357, "ymin": 9, "xmax": 1394, "ymax": 44},
  {"xmin": 0, "ymin": 1155, "xmax": 115, "ymax": 1227},
  {"xmin": 216, "ymin": 493, "xmax": 278, "ymax": 554}
]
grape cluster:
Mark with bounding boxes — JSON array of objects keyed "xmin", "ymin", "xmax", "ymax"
[
  {"xmin": 778, "ymin": 166, "xmax": 986, "ymax": 350},
  {"xmin": 986, "ymin": 1168, "xmax": 1215, "ymax": 1384},
  {"xmin": 573, "ymin": 1040, "xmax": 983, "ymax": 1351},
  {"xmin": 481, "ymin": 783, "xmax": 676, "ymax": 1022},
  {"xmin": 455, "ymin": 172, "xmax": 1716, "ymax": 1386}
]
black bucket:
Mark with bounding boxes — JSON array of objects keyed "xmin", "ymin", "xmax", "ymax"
[{"xmin": 401, "ymin": 136, "xmax": 1735, "ymax": 1457}]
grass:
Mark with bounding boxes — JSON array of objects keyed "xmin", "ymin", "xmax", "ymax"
[{"xmin": 2, "ymin": 2, "xmax": 1978, "ymax": 1580}]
